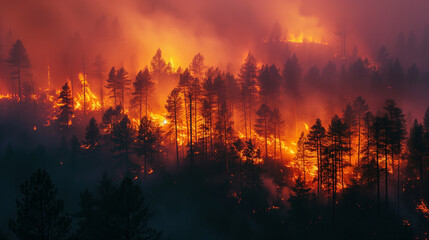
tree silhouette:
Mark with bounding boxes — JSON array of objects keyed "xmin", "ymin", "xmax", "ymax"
[
  {"xmin": 131, "ymin": 68, "xmax": 153, "ymax": 120},
  {"xmin": 352, "ymin": 96, "xmax": 369, "ymax": 165},
  {"xmin": 116, "ymin": 67, "xmax": 131, "ymax": 108},
  {"xmin": 307, "ymin": 118, "xmax": 326, "ymax": 198},
  {"xmin": 75, "ymin": 174, "xmax": 161, "ymax": 240},
  {"xmin": 83, "ymin": 117, "xmax": 100, "ymax": 151},
  {"xmin": 102, "ymin": 105, "xmax": 124, "ymax": 132},
  {"xmin": 255, "ymin": 103, "xmax": 272, "ymax": 160},
  {"xmin": 406, "ymin": 120, "xmax": 424, "ymax": 192},
  {"xmin": 116, "ymin": 177, "xmax": 161, "ymax": 240},
  {"xmin": 282, "ymin": 53, "xmax": 301, "ymax": 97},
  {"xmin": 258, "ymin": 64, "xmax": 281, "ymax": 106},
  {"xmin": 189, "ymin": 53, "xmax": 205, "ymax": 79},
  {"xmin": 58, "ymin": 82, "xmax": 74, "ymax": 129},
  {"xmin": 135, "ymin": 116, "xmax": 157, "ymax": 180},
  {"xmin": 106, "ymin": 67, "xmax": 118, "ymax": 106},
  {"xmin": 342, "ymin": 104, "xmax": 355, "ymax": 166},
  {"xmin": 9, "ymin": 169, "xmax": 71, "ymax": 240},
  {"xmin": 243, "ymin": 140, "xmax": 262, "ymax": 192},
  {"xmin": 165, "ymin": 87, "xmax": 183, "ymax": 173},
  {"xmin": 7, "ymin": 39, "xmax": 30, "ymax": 101},
  {"xmin": 111, "ymin": 116, "xmax": 135, "ymax": 174},
  {"xmin": 150, "ymin": 48, "xmax": 171, "ymax": 85},
  {"xmin": 295, "ymin": 132, "xmax": 312, "ymax": 183},
  {"xmin": 270, "ymin": 108, "xmax": 285, "ymax": 166},
  {"xmin": 384, "ymin": 99, "xmax": 406, "ymax": 211},
  {"xmin": 239, "ymin": 53, "xmax": 258, "ymax": 140}
]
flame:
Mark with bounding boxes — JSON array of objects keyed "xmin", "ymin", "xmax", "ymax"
[
  {"xmin": 74, "ymin": 73, "xmax": 101, "ymax": 111},
  {"xmin": 417, "ymin": 199, "xmax": 429, "ymax": 219},
  {"xmin": 304, "ymin": 122, "xmax": 309, "ymax": 131}
]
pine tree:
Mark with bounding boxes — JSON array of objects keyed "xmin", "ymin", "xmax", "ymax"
[
  {"xmin": 150, "ymin": 49, "xmax": 171, "ymax": 85},
  {"xmin": 352, "ymin": 96, "xmax": 369, "ymax": 165},
  {"xmin": 255, "ymin": 103, "xmax": 272, "ymax": 160},
  {"xmin": 307, "ymin": 118, "xmax": 326, "ymax": 198},
  {"xmin": 282, "ymin": 53, "xmax": 301, "ymax": 97},
  {"xmin": 243, "ymin": 140, "xmax": 263, "ymax": 192},
  {"xmin": 116, "ymin": 177, "xmax": 161, "ymax": 240},
  {"xmin": 384, "ymin": 99, "xmax": 406, "ymax": 211},
  {"xmin": 111, "ymin": 116, "xmax": 135, "ymax": 174},
  {"xmin": 83, "ymin": 117, "xmax": 100, "ymax": 151},
  {"xmin": 7, "ymin": 40, "xmax": 30, "ymax": 101},
  {"xmin": 106, "ymin": 67, "xmax": 118, "ymax": 107},
  {"xmin": 295, "ymin": 132, "xmax": 312, "ymax": 183},
  {"xmin": 58, "ymin": 82, "xmax": 74, "ymax": 129},
  {"xmin": 165, "ymin": 88, "xmax": 183, "ymax": 173},
  {"xmin": 270, "ymin": 108, "xmax": 285, "ymax": 166},
  {"xmin": 201, "ymin": 76, "xmax": 216, "ymax": 161},
  {"xmin": 135, "ymin": 116, "xmax": 157, "ymax": 180},
  {"xmin": 178, "ymin": 69, "xmax": 193, "ymax": 145},
  {"xmin": 282, "ymin": 54, "xmax": 301, "ymax": 138},
  {"xmin": 9, "ymin": 169, "xmax": 71, "ymax": 240},
  {"xmin": 215, "ymin": 102, "xmax": 235, "ymax": 172},
  {"xmin": 326, "ymin": 115, "xmax": 349, "ymax": 229},
  {"xmin": 131, "ymin": 69, "xmax": 153, "ymax": 120},
  {"xmin": 258, "ymin": 64, "xmax": 281, "ymax": 106},
  {"xmin": 406, "ymin": 120, "xmax": 424, "ymax": 190},
  {"xmin": 239, "ymin": 53, "xmax": 258, "ymax": 140},
  {"xmin": 189, "ymin": 53, "xmax": 205, "ymax": 79},
  {"xmin": 116, "ymin": 67, "xmax": 131, "ymax": 108},
  {"xmin": 102, "ymin": 105, "xmax": 124, "ymax": 132},
  {"xmin": 342, "ymin": 104, "xmax": 355, "ymax": 166}
]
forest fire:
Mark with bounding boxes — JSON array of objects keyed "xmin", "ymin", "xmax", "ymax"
[
  {"xmin": 1, "ymin": 0, "xmax": 429, "ymax": 239},
  {"xmin": 74, "ymin": 73, "xmax": 102, "ymax": 112}
]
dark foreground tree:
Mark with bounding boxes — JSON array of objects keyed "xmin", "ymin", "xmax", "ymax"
[
  {"xmin": 75, "ymin": 174, "xmax": 161, "ymax": 240},
  {"xmin": 116, "ymin": 177, "xmax": 161, "ymax": 240},
  {"xmin": 9, "ymin": 169, "xmax": 71, "ymax": 240}
]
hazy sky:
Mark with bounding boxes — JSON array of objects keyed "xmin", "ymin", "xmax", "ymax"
[{"xmin": 1, "ymin": 0, "xmax": 428, "ymax": 81}]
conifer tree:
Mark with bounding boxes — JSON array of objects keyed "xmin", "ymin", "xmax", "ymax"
[
  {"xmin": 9, "ymin": 169, "xmax": 71, "ymax": 240},
  {"xmin": 165, "ymin": 88, "xmax": 183, "ymax": 172},
  {"xmin": 135, "ymin": 116, "xmax": 157, "ymax": 179},
  {"xmin": 7, "ymin": 39, "xmax": 30, "ymax": 101},
  {"xmin": 111, "ymin": 116, "xmax": 135, "ymax": 174},
  {"xmin": 307, "ymin": 118, "xmax": 326, "ymax": 198},
  {"xmin": 83, "ymin": 117, "xmax": 100, "ymax": 151},
  {"xmin": 131, "ymin": 69, "xmax": 153, "ymax": 120},
  {"xmin": 255, "ymin": 103, "xmax": 272, "ymax": 160},
  {"xmin": 58, "ymin": 82, "xmax": 74, "ymax": 129}
]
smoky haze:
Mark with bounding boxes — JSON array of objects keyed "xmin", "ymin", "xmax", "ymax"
[{"xmin": 1, "ymin": 0, "xmax": 428, "ymax": 88}]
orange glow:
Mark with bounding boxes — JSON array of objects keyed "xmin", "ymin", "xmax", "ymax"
[
  {"xmin": 74, "ymin": 73, "xmax": 102, "ymax": 111},
  {"xmin": 417, "ymin": 199, "xmax": 429, "ymax": 219}
]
